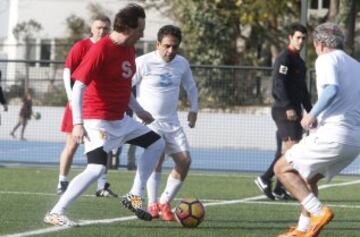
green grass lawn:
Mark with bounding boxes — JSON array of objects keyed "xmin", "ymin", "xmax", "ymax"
[{"xmin": 1, "ymin": 167, "xmax": 360, "ymax": 237}]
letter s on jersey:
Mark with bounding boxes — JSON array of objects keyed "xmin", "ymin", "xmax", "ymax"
[{"xmin": 122, "ymin": 61, "xmax": 133, "ymax": 78}]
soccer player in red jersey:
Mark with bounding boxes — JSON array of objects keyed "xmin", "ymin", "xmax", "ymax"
[
  {"xmin": 44, "ymin": 4, "xmax": 165, "ymax": 226},
  {"xmin": 57, "ymin": 15, "xmax": 118, "ymax": 197}
]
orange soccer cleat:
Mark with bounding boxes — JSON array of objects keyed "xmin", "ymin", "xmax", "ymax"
[
  {"xmin": 147, "ymin": 202, "xmax": 160, "ymax": 219},
  {"xmin": 159, "ymin": 203, "xmax": 175, "ymax": 221},
  {"xmin": 305, "ymin": 206, "xmax": 334, "ymax": 237}
]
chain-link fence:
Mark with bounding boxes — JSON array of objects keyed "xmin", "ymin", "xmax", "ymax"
[{"xmin": 1, "ymin": 59, "xmax": 358, "ymax": 175}]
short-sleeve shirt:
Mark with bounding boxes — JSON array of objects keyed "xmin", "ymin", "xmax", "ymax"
[
  {"xmin": 72, "ymin": 35, "xmax": 136, "ymax": 120},
  {"xmin": 65, "ymin": 38, "xmax": 93, "ymax": 85}
]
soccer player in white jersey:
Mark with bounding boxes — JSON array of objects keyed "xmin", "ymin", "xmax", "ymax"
[
  {"xmin": 274, "ymin": 22, "xmax": 360, "ymax": 237},
  {"xmin": 132, "ymin": 25, "xmax": 198, "ymax": 221}
]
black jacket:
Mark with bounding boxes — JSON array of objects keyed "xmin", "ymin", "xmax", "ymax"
[{"xmin": 272, "ymin": 48, "xmax": 312, "ymax": 113}]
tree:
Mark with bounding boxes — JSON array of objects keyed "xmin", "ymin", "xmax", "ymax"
[
  {"xmin": 144, "ymin": 0, "xmax": 301, "ymax": 108},
  {"xmin": 13, "ymin": 19, "xmax": 42, "ymax": 93}
]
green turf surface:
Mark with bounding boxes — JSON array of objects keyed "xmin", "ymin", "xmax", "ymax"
[{"xmin": 1, "ymin": 167, "xmax": 360, "ymax": 237}]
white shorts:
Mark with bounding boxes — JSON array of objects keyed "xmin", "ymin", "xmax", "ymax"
[
  {"xmin": 285, "ymin": 132, "xmax": 360, "ymax": 182},
  {"xmin": 83, "ymin": 115, "xmax": 151, "ymax": 154},
  {"xmin": 147, "ymin": 120, "xmax": 189, "ymax": 156}
]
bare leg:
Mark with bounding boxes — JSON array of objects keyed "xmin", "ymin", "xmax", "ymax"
[{"xmin": 59, "ymin": 134, "xmax": 79, "ymax": 177}]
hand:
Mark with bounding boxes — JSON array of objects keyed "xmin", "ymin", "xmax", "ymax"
[
  {"xmin": 72, "ymin": 124, "xmax": 89, "ymax": 144},
  {"xmin": 286, "ymin": 109, "xmax": 298, "ymax": 121},
  {"xmin": 136, "ymin": 110, "xmax": 154, "ymax": 124},
  {"xmin": 187, "ymin": 111, "xmax": 197, "ymax": 128},
  {"xmin": 301, "ymin": 113, "xmax": 317, "ymax": 130},
  {"xmin": 3, "ymin": 104, "xmax": 8, "ymax": 112}
]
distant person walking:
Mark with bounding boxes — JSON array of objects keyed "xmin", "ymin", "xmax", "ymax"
[{"xmin": 10, "ymin": 91, "xmax": 32, "ymax": 141}]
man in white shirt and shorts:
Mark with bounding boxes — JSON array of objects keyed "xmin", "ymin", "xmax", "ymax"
[
  {"xmin": 132, "ymin": 25, "xmax": 198, "ymax": 221},
  {"xmin": 274, "ymin": 22, "xmax": 360, "ymax": 237}
]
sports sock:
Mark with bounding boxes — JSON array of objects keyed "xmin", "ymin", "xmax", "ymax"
[
  {"xmin": 51, "ymin": 164, "xmax": 105, "ymax": 214},
  {"xmin": 58, "ymin": 175, "xmax": 68, "ymax": 188},
  {"xmin": 301, "ymin": 193, "xmax": 323, "ymax": 215},
  {"xmin": 129, "ymin": 139, "xmax": 165, "ymax": 196},
  {"xmin": 146, "ymin": 171, "xmax": 161, "ymax": 205},
  {"xmin": 297, "ymin": 213, "xmax": 311, "ymax": 232},
  {"xmin": 59, "ymin": 175, "xmax": 67, "ymax": 182},
  {"xmin": 97, "ymin": 172, "xmax": 107, "ymax": 191},
  {"xmin": 159, "ymin": 175, "xmax": 182, "ymax": 204}
]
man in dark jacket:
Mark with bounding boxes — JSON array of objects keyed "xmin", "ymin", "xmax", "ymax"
[{"xmin": 255, "ymin": 23, "xmax": 312, "ymax": 200}]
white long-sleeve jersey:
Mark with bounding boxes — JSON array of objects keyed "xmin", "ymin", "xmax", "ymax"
[{"xmin": 132, "ymin": 51, "xmax": 198, "ymax": 123}]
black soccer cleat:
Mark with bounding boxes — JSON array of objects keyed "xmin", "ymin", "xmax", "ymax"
[
  {"xmin": 95, "ymin": 182, "xmax": 118, "ymax": 197},
  {"xmin": 254, "ymin": 176, "xmax": 275, "ymax": 200},
  {"xmin": 121, "ymin": 194, "xmax": 152, "ymax": 221},
  {"xmin": 57, "ymin": 181, "xmax": 69, "ymax": 195}
]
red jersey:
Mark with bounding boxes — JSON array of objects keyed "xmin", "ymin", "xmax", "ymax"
[
  {"xmin": 65, "ymin": 38, "xmax": 93, "ymax": 81},
  {"xmin": 61, "ymin": 38, "xmax": 93, "ymax": 133},
  {"xmin": 72, "ymin": 35, "xmax": 135, "ymax": 120}
]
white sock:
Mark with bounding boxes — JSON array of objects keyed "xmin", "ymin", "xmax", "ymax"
[
  {"xmin": 301, "ymin": 193, "xmax": 323, "ymax": 215},
  {"xmin": 51, "ymin": 164, "xmax": 105, "ymax": 214},
  {"xmin": 97, "ymin": 172, "xmax": 108, "ymax": 191},
  {"xmin": 296, "ymin": 213, "xmax": 311, "ymax": 232},
  {"xmin": 129, "ymin": 139, "xmax": 165, "ymax": 196},
  {"xmin": 159, "ymin": 175, "xmax": 182, "ymax": 204},
  {"xmin": 59, "ymin": 175, "xmax": 67, "ymax": 182},
  {"xmin": 146, "ymin": 171, "xmax": 161, "ymax": 205},
  {"xmin": 58, "ymin": 175, "xmax": 67, "ymax": 188}
]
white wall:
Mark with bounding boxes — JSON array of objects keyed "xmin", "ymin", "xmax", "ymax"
[{"xmin": 0, "ymin": 106, "xmax": 277, "ymax": 150}]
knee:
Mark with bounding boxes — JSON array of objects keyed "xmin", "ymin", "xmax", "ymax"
[
  {"xmin": 175, "ymin": 153, "xmax": 191, "ymax": 170},
  {"xmin": 273, "ymin": 157, "xmax": 285, "ymax": 178}
]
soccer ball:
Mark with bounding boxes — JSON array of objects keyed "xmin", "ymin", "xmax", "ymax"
[
  {"xmin": 175, "ymin": 199, "xmax": 205, "ymax": 228},
  {"xmin": 33, "ymin": 112, "xmax": 41, "ymax": 120}
]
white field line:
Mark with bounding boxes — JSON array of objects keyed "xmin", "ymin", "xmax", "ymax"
[{"xmin": 1, "ymin": 179, "xmax": 360, "ymax": 237}]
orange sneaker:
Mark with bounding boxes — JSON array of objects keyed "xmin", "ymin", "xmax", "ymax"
[
  {"xmin": 278, "ymin": 227, "xmax": 306, "ymax": 237},
  {"xmin": 305, "ymin": 206, "xmax": 334, "ymax": 237},
  {"xmin": 158, "ymin": 203, "xmax": 175, "ymax": 221},
  {"xmin": 147, "ymin": 203, "xmax": 160, "ymax": 219}
]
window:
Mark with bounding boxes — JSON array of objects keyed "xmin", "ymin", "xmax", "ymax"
[
  {"xmin": 310, "ymin": 0, "xmax": 330, "ymax": 10},
  {"xmin": 26, "ymin": 38, "xmax": 36, "ymax": 66},
  {"xmin": 40, "ymin": 39, "xmax": 51, "ymax": 67}
]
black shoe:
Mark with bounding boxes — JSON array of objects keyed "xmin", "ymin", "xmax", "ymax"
[
  {"xmin": 57, "ymin": 181, "xmax": 69, "ymax": 195},
  {"xmin": 121, "ymin": 194, "xmax": 152, "ymax": 221},
  {"xmin": 95, "ymin": 182, "xmax": 118, "ymax": 197},
  {"xmin": 273, "ymin": 188, "xmax": 293, "ymax": 201},
  {"xmin": 254, "ymin": 176, "xmax": 275, "ymax": 200}
]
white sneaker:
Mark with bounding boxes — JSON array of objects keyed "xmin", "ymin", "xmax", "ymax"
[{"xmin": 43, "ymin": 212, "xmax": 78, "ymax": 227}]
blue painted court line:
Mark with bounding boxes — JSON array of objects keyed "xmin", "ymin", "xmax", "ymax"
[{"xmin": 1, "ymin": 139, "xmax": 359, "ymax": 174}]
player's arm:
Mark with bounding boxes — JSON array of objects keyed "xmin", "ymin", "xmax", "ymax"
[
  {"xmin": 272, "ymin": 55, "xmax": 292, "ymax": 108},
  {"xmin": 182, "ymin": 65, "xmax": 199, "ymax": 128},
  {"xmin": 301, "ymin": 84, "xmax": 338, "ymax": 130},
  {"xmin": 71, "ymin": 80, "xmax": 88, "ymax": 143},
  {"xmin": 63, "ymin": 68, "xmax": 72, "ymax": 102},
  {"xmin": 128, "ymin": 94, "xmax": 154, "ymax": 124}
]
